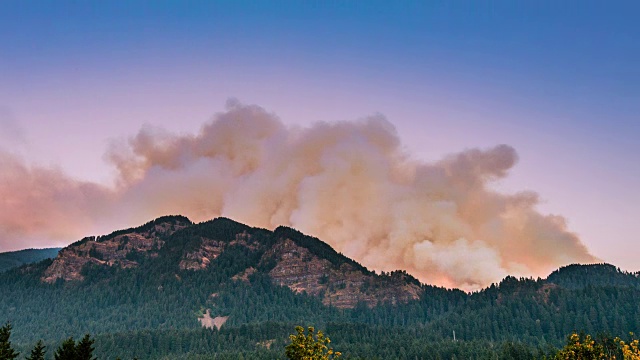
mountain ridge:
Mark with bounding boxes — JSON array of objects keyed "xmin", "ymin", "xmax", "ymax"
[
  {"xmin": 7, "ymin": 215, "xmax": 637, "ymax": 294},
  {"xmin": 39, "ymin": 215, "xmax": 424, "ymax": 308},
  {"xmin": 1, "ymin": 215, "xmax": 639, "ymax": 359},
  {"xmin": 0, "ymin": 247, "xmax": 61, "ymax": 273}
]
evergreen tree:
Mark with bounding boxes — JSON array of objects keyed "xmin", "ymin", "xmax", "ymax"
[
  {"xmin": 0, "ymin": 322, "xmax": 19, "ymax": 360},
  {"xmin": 76, "ymin": 334, "xmax": 95, "ymax": 360},
  {"xmin": 54, "ymin": 338, "xmax": 76, "ymax": 360},
  {"xmin": 25, "ymin": 340, "xmax": 46, "ymax": 360}
]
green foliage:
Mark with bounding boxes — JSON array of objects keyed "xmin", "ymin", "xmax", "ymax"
[
  {"xmin": 554, "ymin": 333, "xmax": 604, "ymax": 359},
  {"xmin": 51, "ymin": 335, "xmax": 95, "ymax": 360},
  {"xmin": 96, "ymin": 216, "xmax": 192, "ymax": 243},
  {"xmin": 0, "ymin": 322, "xmax": 19, "ymax": 360},
  {"xmin": 25, "ymin": 340, "xmax": 45, "ymax": 360},
  {"xmin": 548, "ymin": 264, "xmax": 640, "ymax": 289},
  {"xmin": 285, "ymin": 326, "xmax": 341, "ymax": 360},
  {"xmin": 52, "ymin": 335, "xmax": 95, "ymax": 360},
  {"xmin": 617, "ymin": 334, "xmax": 640, "ymax": 360},
  {"xmin": 54, "ymin": 338, "xmax": 77, "ymax": 360},
  {"xmin": 16, "ymin": 323, "xmax": 640, "ymax": 360},
  {"xmin": 549, "ymin": 332, "xmax": 640, "ymax": 360},
  {"xmin": 76, "ymin": 334, "xmax": 96, "ymax": 360}
]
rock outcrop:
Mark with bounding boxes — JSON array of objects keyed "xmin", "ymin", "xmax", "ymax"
[
  {"xmin": 264, "ymin": 238, "xmax": 422, "ymax": 308},
  {"xmin": 40, "ymin": 215, "xmax": 423, "ymax": 309},
  {"xmin": 179, "ymin": 238, "xmax": 225, "ymax": 270},
  {"xmin": 42, "ymin": 216, "xmax": 191, "ymax": 283},
  {"xmin": 179, "ymin": 231, "xmax": 254, "ymax": 270}
]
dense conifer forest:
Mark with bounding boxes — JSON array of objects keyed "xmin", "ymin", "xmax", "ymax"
[{"xmin": 0, "ymin": 248, "xmax": 61, "ymax": 273}]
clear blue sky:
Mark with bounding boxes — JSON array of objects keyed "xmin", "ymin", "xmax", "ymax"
[{"xmin": 0, "ymin": 1, "xmax": 638, "ymax": 270}]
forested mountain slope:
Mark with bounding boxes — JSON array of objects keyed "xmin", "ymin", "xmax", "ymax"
[
  {"xmin": 1, "ymin": 216, "xmax": 638, "ymax": 359},
  {"xmin": 0, "ymin": 247, "xmax": 61, "ymax": 273}
]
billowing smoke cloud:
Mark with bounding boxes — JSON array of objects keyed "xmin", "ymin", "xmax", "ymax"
[
  {"xmin": 0, "ymin": 152, "xmax": 111, "ymax": 246},
  {"xmin": 0, "ymin": 101, "xmax": 595, "ymax": 289}
]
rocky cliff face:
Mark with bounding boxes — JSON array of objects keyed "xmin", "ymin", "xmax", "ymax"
[
  {"xmin": 179, "ymin": 231, "xmax": 255, "ymax": 270},
  {"xmin": 179, "ymin": 238, "xmax": 225, "ymax": 270},
  {"xmin": 40, "ymin": 215, "xmax": 423, "ymax": 309},
  {"xmin": 264, "ymin": 238, "xmax": 422, "ymax": 308},
  {"xmin": 42, "ymin": 216, "xmax": 191, "ymax": 283}
]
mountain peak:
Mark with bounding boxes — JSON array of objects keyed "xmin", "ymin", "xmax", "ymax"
[
  {"xmin": 546, "ymin": 263, "xmax": 639, "ymax": 289},
  {"xmin": 36, "ymin": 215, "xmax": 425, "ymax": 308},
  {"xmin": 273, "ymin": 226, "xmax": 366, "ymax": 271}
]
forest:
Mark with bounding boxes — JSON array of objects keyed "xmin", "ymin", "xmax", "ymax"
[{"xmin": 0, "ymin": 248, "xmax": 60, "ymax": 273}]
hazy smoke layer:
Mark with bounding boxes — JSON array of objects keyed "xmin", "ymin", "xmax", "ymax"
[
  {"xmin": 0, "ymin": 152, "xmax": 111, "ymax": 247},
  {"xmin": 0, "ymin": 102, "xmax": 595, "ymax": 289}
]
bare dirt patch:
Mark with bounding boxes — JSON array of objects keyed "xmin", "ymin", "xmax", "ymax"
[{"xmin": 198, "ymin": 309, "xmax": 228, "ymax": 330}]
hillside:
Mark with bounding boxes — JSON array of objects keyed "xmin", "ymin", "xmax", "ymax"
[
  {"xmin": 0, "ymin": 248, "xmax": 61, "ymax": 273},
  {"xmin": 1, "ymin": 215, "xmax": 638, "ymax": 359},
  {"xmin": 547, "ymin": 263, "xmax": 640, "ymax": 289}
]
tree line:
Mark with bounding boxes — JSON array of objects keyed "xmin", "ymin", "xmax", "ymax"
[
  {"xmin": 4, "ymin": 321, "xmax": 640, "ymax": 360},
  {"xmin": 2, "ymin": 323, "xmax": 97, "ymax": 360}
]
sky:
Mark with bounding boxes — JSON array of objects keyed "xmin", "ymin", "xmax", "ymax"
[{"xmin": 0, "ymin": 1, "xmax": 638, "ymax": 282}]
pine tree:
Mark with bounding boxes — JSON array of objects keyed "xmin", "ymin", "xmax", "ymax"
[
  {"xmin": 75, "ymin": 334, "xmax": 96, "ymax": 360},
  {"xmin": 25, "ymin": 340, "xmax": 46, "ymax": 360},
  {"xmin": 0, "ymin": 322, "xmax": 19, "ymax": 360},
  {"xmin": 54, "ymin": 338, "xmax": 76, "ymax": 360}
]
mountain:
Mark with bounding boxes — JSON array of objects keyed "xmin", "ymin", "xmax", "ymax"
[
  {"xmin": 1, "ymin": 215, "xmax": 638, "ymax": 360},
  {"xmin": 39, "ymin": 215, "xmax": 422, "ymax": 308},
  {"xmin": 0, "ymin": 247, "xmax": 61, "ymax": 273},
  {"xmin": 547, "ymin": 263, "xmax": 640, "ymax": 289}
]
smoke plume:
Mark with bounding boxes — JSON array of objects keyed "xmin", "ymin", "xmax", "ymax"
[{"xmin": 0, "ymin": 101, "xmax": 596, "ymax": 289}]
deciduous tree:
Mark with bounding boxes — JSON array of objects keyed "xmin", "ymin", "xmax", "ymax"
[
  {"xmin": 285, "ymin": 326, "xmax": 341, "ymax": 360},
  {"xmin": 554, "ymin": 333, "xmax": 604, "ymax": 360}
]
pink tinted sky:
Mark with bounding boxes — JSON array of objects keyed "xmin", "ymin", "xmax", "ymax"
[{"xmin": 0, "ymin": 2, "xmax": 638, "ymax": 272}]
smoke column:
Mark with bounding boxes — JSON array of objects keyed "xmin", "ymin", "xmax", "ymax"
[{"xmin": 0, "ymin": 101, "xmax": 596, "ymax": 289}]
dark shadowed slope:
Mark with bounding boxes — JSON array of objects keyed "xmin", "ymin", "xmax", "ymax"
[{"xmin": 0, "ymin": 247, "xmax": 61, "ymax": 272}]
